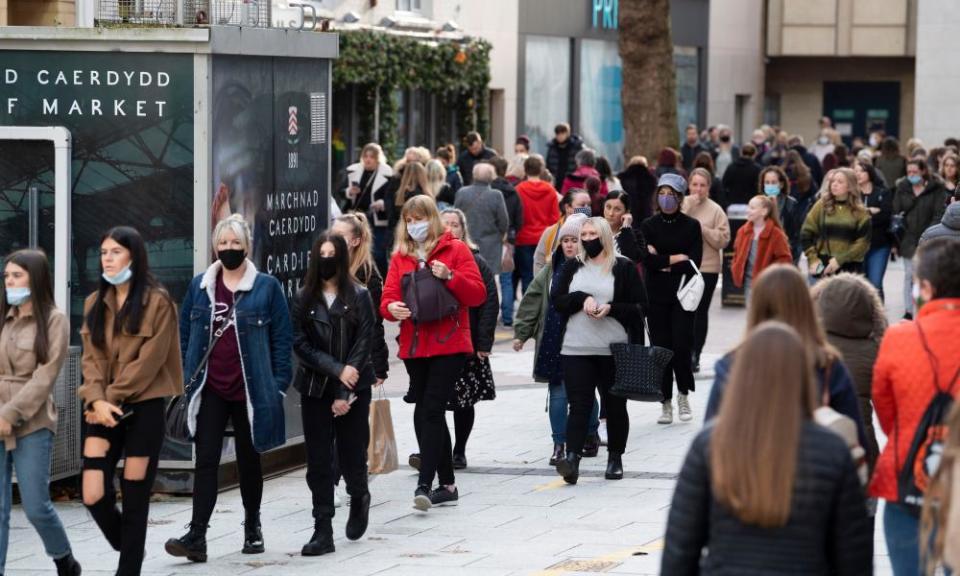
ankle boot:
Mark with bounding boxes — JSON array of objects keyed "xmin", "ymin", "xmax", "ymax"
[
  {"xmin": 242, "ymin": 511, "xmax": 264, "ymax": 554},
  {"xmin": 345, "ymin": 492, "xmax": 371, "ymax": 541},
  {"xmin": 302, "ymin": 517, "xmax": 335, "ymax": 556},
  {"xmin": 605, "ymin": 453, "xmax": 624, "ymax": 480},
  {"xmin": 555, "ymin": 451, "xmax": 581, "ymax": 485},
  {"xmin": 549, "ymin": 443, "xmax": 565, "ymax": 466},
  {"xmin": 164, "ymin": 523, "xmax": 208, "ymax": 563},
  {"xmin": 54, "ymin": 553, "xmax": 82, "ymax": 576}
]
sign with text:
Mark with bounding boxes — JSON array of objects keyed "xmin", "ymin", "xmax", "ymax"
[{"xmin": 591, "ymin": 0, "xmax": 618, "ymax": 30}]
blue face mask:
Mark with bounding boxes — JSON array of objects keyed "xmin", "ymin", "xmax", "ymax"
[
  {"xmin": 764, "ymin": 184, "xmax": 782, "ymax": 197},
  {"xmin": 908, "ymin": 174, "xmax": 923, "ymax": 186},
  {"xmin": 5, "ymin": 287, "xmax": 30, "ymax": 306},
  {"xmin": 102, "ymin": 265, "xmax": 133, "ymax": 286}
]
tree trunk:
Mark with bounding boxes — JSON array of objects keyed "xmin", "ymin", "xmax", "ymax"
[{"xmin": 619, "ymin": 0, "xmax": 678, "ymax": 163}]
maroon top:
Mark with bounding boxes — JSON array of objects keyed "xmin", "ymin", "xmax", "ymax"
[{"xmin": 205, "ymin": 273, "xmax": 246, "ymax": 401}]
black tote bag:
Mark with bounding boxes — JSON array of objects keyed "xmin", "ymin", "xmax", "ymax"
[{"xmin": 609, "ymin": 319, "xmax": 673, "ymax": 402}]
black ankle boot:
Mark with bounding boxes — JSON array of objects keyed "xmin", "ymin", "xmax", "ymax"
[
  {"xmin": 555, "ymin": 451, "xmax": 581, "ymax": 485},
  {"xmin": 242, "ymin": 511, "xmax": 264, "ymax": 554},
  {"xmin": 605, "ymin": 453, "xmax": 624, "ymax": 480},
  {"xmin": 54, "ymin": 553, "xmax": 82, "ymax": 576},
  {"xmin": 583, "ymin": 434, "xmax": 600, "ymax": 457},
  {"xmin": 302, "ymin": 517, "xmax": 335, "ymax": 556},
  {"xmin": 549, "ymin": 443, "xmax": 565, "ymax": 466},
  {"xmin": 164, "ymin": 523, "xmax": 208, "ymax": 563},
  {"xmin": 345, "ymin": 492, "xmax": 371, "ymax": 541}
]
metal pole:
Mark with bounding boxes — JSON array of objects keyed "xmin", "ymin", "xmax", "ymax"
[{"xmin": 28, "ymin": 186, "xmax": 38, "ymax": 248}]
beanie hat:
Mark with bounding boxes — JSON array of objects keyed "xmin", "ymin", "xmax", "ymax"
[
  {"xmin": 558, "ymin": 213, "xmax": 588, "ymax": 240},
  {"xmin": 657, "ymin": 173, "xmax": 688, "ymax": 195}
]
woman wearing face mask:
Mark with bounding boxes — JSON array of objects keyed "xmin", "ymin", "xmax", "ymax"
[
  {"xmin": 0, "ymin": 250, "xmax": 80, "ymax": 576},
  {"xmin": 641, "ymin": 174, "xmax": 703, "ymax": 425},
  {"xmin": 758, "ymin": 166, "xmax": 802, "ymax": 261},
  {"xmin": 380, "ymin": 195, "xmax": 486, "ymax": 511},
  {"xmin": 854, "ymin": 159, "xmax": 894, "ymax": 299},
  {"xmin": 602, "ymin": 190, "xmax": 644, "ymax": 262},
  {"xmin": 731, "ymin": 196, "xmax": 793, "ymax": 301},
  {"xmin": 682, "ymin": 168, "xmax": 730, "ymax": 373},
  {"xmin": 80, "ymin": 226, "xmax": 183, "ymax": 576},
  {"xmin": 550, "ymin": 217, "xmax": 647, "ymax": 484},
  {"xmin": 165, "ymin": 214, "xmax": 293, "ymax": 563},
  {"xmin": 801, "ymin": 168, "xmax": 872, "ymax": 281},
  {"xmin": 292, "ymin": 233, "xmax": 377, "ymax": 555}
]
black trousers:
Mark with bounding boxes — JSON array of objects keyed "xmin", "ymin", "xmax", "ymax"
[
  {"xmin": 648, "ymin": 301, "xmax": 697, "ymax": 401},
  {"xmin": 414, "ymin": 407, "xmax": 474, "ymax": 458},
  {"xmin": 404, "ymin": 354, "xmax": 466, "ymax": 488},
  {"xmin": 83, "ymin": 398, "xmax": 165, "ymax": 576},
  {"xmin": 302, "ymin": 387, "xmax": 371, "ymax": 520},
  {"xmin": 561, "ymin": 355, "xmax": 628, "ymax": 456},
  {"xmin": 693, "ymin": 272, "xmax": 720, "ymax": 356},
  {"xmin": 192, "ymin": 388, "xmax": 263, "ymax": 526}
]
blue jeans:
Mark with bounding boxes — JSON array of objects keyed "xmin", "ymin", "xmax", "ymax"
[
  {"xmin": 0, "ymin": 429, "xmax": 72, "ymax": 570},
  {"xmin": 864, "ymin": 245, "xmax": 891, "ymax": 300},
  {"xmin": 515, "ymin": 245, "xmax": 536, "ymax": 295},
  {"xmin": 548, "ymin": 380, "xmax": 600, "ymax": 445},
  {"xmin": 500, "ymin": 271, "xmax": 515, "ymax": 325},
  {"xmin": 882, "ymin": 501, "xmax": 950, "ymax": 576}
]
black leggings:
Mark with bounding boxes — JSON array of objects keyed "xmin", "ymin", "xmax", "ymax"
[
  {"xmin": 693, "ymin": 272, "xmax": 719, "ymax": 356},
  {"xmin": 647, "ymin": 301, "xmax": 696, "ymax": 401},
  {"xmin": 404, "ymin": 354, "xmax": 466, "ymax": 488},
  {"xmin": 302, "ymin": 388, "xmax": 370, "ymax": 520},
  {"xmin": 82, "ymin": 398, "xmax": 165, "ymax": 576},
  {"xmin": 191, "ymin": 388, "xmax": 263, "ymax": 526},
  {"xmin": 561, "ymin": 355, "xmax": 628, "ymax": 456},
  {"xmin": 453, "ymin": 408, "xmax": 474, "ymax": 457}
]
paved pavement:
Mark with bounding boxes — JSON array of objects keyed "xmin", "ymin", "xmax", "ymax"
[{"xmin": 4, "ymin": 262, "xmax": 911, "ymax": 575}]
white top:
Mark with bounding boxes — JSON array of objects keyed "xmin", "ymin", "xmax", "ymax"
[
  {"xmin": 561, "ymin": 261, "xmax": 628, "ymax": 356},
  {"xmin": 323, "ymin": 291, "xmax": 337, "ymax": 309}
]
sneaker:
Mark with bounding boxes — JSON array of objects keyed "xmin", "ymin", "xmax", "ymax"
[
  {"xmin": 413, "ymin": 484, "xmax": 432, "ymax": 511},
  {"xmin": 582, "ymin": 434, "xmax": 600, "ymax": 458},
  {"xmin": 408, "ymin": 453, "xmax": 422, "ymax": 471},
  {"xmin": 597, "ymin": 420, "xmax": 608, "ymax": 446},
  {"xmin": 164, "ymin": 523, "xmax": 208, "ymax": 563},
  {"xmin": 657, "ymin": 401, "xmax": 673, "ymax": 425},
  {"xmin": 452, "ymin": 453, "xmax": 467, "ymax": 470},
  {"xmin": 429, "ymin": 486, "xmax": 459, "ymax": 506},
  {"xmin": 678, "ymin": 394, "xmax": 692, "ymax": 422}
]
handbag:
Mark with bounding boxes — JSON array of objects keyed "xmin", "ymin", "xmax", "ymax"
[
  {"xmin": 609, "ymin": 319, "xmax": 674, "ymax": 402},
  {"xmin": 501, "ymin": 243, "xmax": 515, "ymax": 274},
  {"xmin": 367, "ymin": 386, "xmax": 399, "ymax": 475},
  {"xmin": 677, "ymin": 260, "xmax": 705, "ymax": 312},
  {"xmin": 401, "ymin": 260, "xmax": 460, "ymax": 325},
  {"xmin": 165, "ymin": 296, "xmax": 240, "ymax": 443}
]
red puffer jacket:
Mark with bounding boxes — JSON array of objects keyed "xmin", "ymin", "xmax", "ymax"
[
  {"xmin": 869, "ymin": 298, "xmax": 960, "ymax": 502},
  {"xmin": 381, "ymin": 231, "xmax": 487, "ymax": 359}
]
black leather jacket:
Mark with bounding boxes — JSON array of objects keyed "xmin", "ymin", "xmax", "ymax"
[{"xmin": 292, "ymin": 287, "xmax": 376, "ymax": 400}]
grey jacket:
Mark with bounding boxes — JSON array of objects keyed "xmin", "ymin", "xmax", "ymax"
[
  {"xmin": 455, "ymin": 183, "xmax": 509, "ymax": 275},
  {"xmin": 920, "ymin": 201, "xmax": 960, "ymax": 243}
]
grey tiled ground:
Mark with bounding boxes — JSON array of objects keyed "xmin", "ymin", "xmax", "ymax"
[{"xmin": 4, "ymin": 263, "xmax": 908, "ymax": 575}]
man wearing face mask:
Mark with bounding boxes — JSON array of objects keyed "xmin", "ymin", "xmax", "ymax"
[{"xmin": 166, "ymin": 214, "xmax": 293, "ymax": 563}]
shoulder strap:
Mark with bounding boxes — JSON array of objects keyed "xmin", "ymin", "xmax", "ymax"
[
  {"xmin": 916, "ymin": 322, "xmax": 960, "ymax": 394},
  {"xmin": 188, "ymin": 294, "xmax": 242, "ymax": 389}
]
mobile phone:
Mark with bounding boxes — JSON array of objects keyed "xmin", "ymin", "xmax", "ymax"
[
  {"xmin": 813, "ymin": 262, "xmax": 826, "ymax": 277},
  {"xmin": 116, "ymin": 406, "xmax": 136, "ymax": 422}
]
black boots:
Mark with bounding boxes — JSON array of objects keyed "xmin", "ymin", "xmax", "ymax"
[
  {"xmin": 549, "ymin": 443, "xmax": 565, "ymax": 466},
  {"xmin": 54, "ymin": 553, "xmax": 82, "ymax": 576},
  {"xmin": 302, "ymin": 517, "xmax": 335, "ymax": 556},
  {"xmin": 605, "ymin": 453, "xmax": 624, "ymax": 480},
  {"xmin": 555, "ymin": 452, "xmax": 581, "ymax": 485},
  {"xmin": 242, "ymin": 511, "xmax": 265, "ymax": 554},
  {"xmin": 345, "ymin": 492, "xmax": 371, "ymax": 541},
  {"xmin": 582, "ymin": 434, "xmax": 600, "ymax": 457},
  {"xmin": 164, "ymin": 523, "xmax": 208, "ymax": 563}
]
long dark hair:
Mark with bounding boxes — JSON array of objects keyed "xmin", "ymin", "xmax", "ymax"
[
  {"xmin": 1, "ymin": 249, "xmax": 56, "ymax": 363},
  {"xmin": 302, "ymin": 232, "xmax": 358, "ymax": 314},
  {"xmin": 86, "ymin": 226, "xmax": 161, "ymax": 349}
]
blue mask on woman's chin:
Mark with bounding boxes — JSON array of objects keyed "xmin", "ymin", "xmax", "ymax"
[
  {"xmin": 102, "ymin": 265, "xmax": 133, "ymax": 286},
  {"xmin": 5, "ymin": 287, "xmax": 30, "ymax": 306}
]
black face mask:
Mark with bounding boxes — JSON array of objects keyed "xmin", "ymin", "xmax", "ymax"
[
  {"xmin": 219, "ymin": 249, "xmax": 246, "ymax": 271},
  {"xmin": 582, "ymin": 238, "xmax": 604, "ymax": 259},
  {"xmin": 317, "ymin": 257, "xmax": 338, "ymax": 281},
  {"xmin": 719, "ymin": 135, "xmax": 731, "ymax": 143}
]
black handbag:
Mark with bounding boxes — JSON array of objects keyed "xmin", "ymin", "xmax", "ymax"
[
  {"xmin": 609, "ymin": 319, "xmax": 673, "ymax": 402},
  {"xmin": 888, "ymin": 200, "xmax": 916, "ymax": 246},
  {"xmin": 165, "ymin": 296, "xmax": 240, "ymax": 443},
  {"xmin": 401, "ymin": 260, "xmax": 460, "ymax": 324}
]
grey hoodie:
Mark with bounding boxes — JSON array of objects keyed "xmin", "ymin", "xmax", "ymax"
[{"xmin": 920, "ymin": 201, "xmax": 960, "ymax": 243}]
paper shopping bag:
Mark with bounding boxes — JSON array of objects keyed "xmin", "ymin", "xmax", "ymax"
[{"xmin": 367, "ymin": 395, "xmax": 398, "ymax": 475}]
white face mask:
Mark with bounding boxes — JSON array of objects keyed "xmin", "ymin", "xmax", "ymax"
[{"xmin": 407, "ymin": 221, "xmax": 430, "ymax": 243}]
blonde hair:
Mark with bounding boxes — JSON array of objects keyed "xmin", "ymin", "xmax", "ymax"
[
  {"xmin": 212, "ymin": 213, "xmax": 252, "ymax": 254},
  {"xmin": 819, "ymin": 167, "xmax": 866, "ymax": 216},
  {"xmin": 360, "ymin": 142, "xmax": 386, "ymax": 165},
  {"xmin": 396, "ymin": 162, "xmax": 430, "ymax": 207},
  {"xmin": 689, "ymin": 167, "xmax": 713, "ymax": 188},
  {"xmin": 749, "ymin": 195, "xmax": 783, "ymax": 228},
  {"xmin": 440, "ymin": 208, "xmax": 478, "ymax": 250},
  {"xmin": 577, "ymin": 217, "xmax": 618, "ymax": 273},
  {"xmin": 333, "ymin": 212, "xmax": 376, "ymax": 281},
  {"xmin": 394, "ymin": 195, "xmax": 445, "ymax": 257},
  {"xmin": 425, "ymin": 159, "xmax": 447, "ymax": 198}
]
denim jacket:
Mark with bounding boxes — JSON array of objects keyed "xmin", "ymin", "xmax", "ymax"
[{"xmin": 180, "ymin": 260, "xmax": 293, "ymax": 453}]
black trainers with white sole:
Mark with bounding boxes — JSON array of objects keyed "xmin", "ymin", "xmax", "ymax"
[
  {"xmin": 429, "ymin": 486, "xmax": 459, "ymax": 506},
  {"xmin": 413, "ymin": 484, "xmax": 432, "ymax": 511}
]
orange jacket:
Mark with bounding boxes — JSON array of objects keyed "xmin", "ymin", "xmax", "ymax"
[
  {"xmin": 730, "ymin": 221, "xmax": 793, "ymax": 288},
  {"xmin": 869, "ymin": 298, "xmax": 960, "ymax": 502}
]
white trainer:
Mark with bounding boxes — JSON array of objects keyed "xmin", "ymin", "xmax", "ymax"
[
  {"xmin": 598, "ymin": 419, "xmax": 608, "ymax": 446},
  {"xmin": 678, "ymin": 394, "xmax": 692, "ymax": 422},
  {"xmin": 657, "ymin": 401, "xmax": 673, "ymax": 425}
]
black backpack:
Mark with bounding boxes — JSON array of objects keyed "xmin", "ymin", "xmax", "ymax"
[{"xmin": 896, "ymin": 323, "xmax": 960, "ymax": 513}]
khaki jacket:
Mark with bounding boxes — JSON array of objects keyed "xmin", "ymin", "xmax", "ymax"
[
  {"xmin": 79, "ymin": 288, "xmax": 183, "ymax": 409},
  {"xmin": 0, "ymin": 307, "xmax": 68, "ymax": 450},
  {"xmin": 682, "ymin": 196, "xmax": 731, "ymax": 274}
]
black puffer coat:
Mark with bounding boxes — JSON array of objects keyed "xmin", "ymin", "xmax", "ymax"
[
  {"xmin": 355, "ymin": 265, "xmax": 389, "ymax": 379},
  {"xmin": 470, "ymin": 250, "xmax": 500, "ymax": 354}
]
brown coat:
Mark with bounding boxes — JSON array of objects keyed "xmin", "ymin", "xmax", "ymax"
[
  {"xmin": 731, "ymin": 220, "xmax": 793, "ymax": 288},
  {"xmin": 79, "ymin": 288, "xmax": 183, "ymax": 408},
  {"xmin": 682, "ymin": 195, "xmax": 731, "ymax": 273},
  {"xmin": 0, "ymin": 307, "xmax": 68, "ymax": 450}
]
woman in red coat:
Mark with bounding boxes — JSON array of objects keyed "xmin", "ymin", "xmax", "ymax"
[
  {"xmin": 380, "ymin": 195, "xmax": 486, "ymax": 512},
  {"xmin": 731, "ymin": 195, "xmax": 793, "ymax": 300}
]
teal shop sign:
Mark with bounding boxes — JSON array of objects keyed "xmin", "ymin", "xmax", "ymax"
[{"xmin": 592, "ymin": 0, "xmax": 618, "ymax": 30}]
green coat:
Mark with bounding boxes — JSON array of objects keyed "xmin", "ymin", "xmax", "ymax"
[{"xmin": 512, "ymin": 263, "xmax": 553, "ymax": 383}]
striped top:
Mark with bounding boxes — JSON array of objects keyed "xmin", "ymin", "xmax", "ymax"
[{"xmin": 800, "ymin": 199, "xmax": 872, "ymax": 266}]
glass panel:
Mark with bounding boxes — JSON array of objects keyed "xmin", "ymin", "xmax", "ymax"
[
  {"xmin": 579, "ymin": 39, "xmax": 624, "ymax": 170},
  {"xmin": 523, "ymin": 35, "xmax": 571, "ymax": 156},
  {"xmin": 411, "ymin": 89, "xmax": 428, "ymax": 150},
  {"xmin": 674, "ymin": 46, "xmax": 700, "ymax": 139},
  {"xmin": 0, "ymin": 140, "xmax": 56, "ymax": 261}
]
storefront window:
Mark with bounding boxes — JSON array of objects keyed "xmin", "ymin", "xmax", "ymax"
[
  {"xmin": 674, "ymin": 46, "xmax": 700, "ymax": 138},
  {"xmin": 524, "ymin": 35, "xmax": 571, "ymax": 156},
  {"xmin": 579, "ymin": 39, "xmax": 624, "ymax": 170}
]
